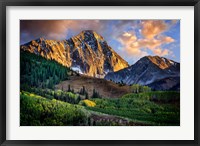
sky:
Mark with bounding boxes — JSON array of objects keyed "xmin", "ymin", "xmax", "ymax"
[{"xmin": 20, "ymin": 20, "xmax": 180, "ymax": 65}]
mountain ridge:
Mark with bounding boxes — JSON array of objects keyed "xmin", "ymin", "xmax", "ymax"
[
  {"xmin": 20, "ymin": 30, "xmax": 129, "ymax": 78},
  {"xmin": 20, "ymin": 30, "xmax": 180, "ymax": 91},
  {"xmin": 104, "ymin": 55, "xmax": 180, "ymax": 90}
]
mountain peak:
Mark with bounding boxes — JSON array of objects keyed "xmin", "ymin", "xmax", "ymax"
[
  {"xmin": 79, "ymin": 30, "xmax": 104, "ymax": 41},
  {"xmin": 34, "ymin": 37, "xmax": 46, "ymax": 43},
  {"xmin": 145, "ymin": 55, "xmax": 161, "ymax": 60},
  {"xmin": 38, "ymin": 37, "xmax": 45, "ymax": 41},
  {"xmin": 144, "ymin": 55, "xmax": 177, "ymax": 69},
  {"xmin": 105, "ymin": 55, "xmax": 180, "ymax": 90},
  {"xmin": 81, "ymin": 30, "xmax": 95, "ymax": 33},
  {"xmin": 20, "ymin": 30, "xmax": 129, "ymax": 78}
]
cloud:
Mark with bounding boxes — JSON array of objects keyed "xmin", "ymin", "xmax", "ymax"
[
  {"xmin": 20, "ymin": 20, "xmax": 110, "ymax": 44},
  {"xmin": 133, "ymin": 37, "xmax": 174, "ymax": 56},
  {"xmin": 20, "ymin": 20, "xmax": 179, "ymax": 64},
  {"xmin": 118, "ymin": 31, "xmax": 137, "ymax": 45},
  {"xmin": 117, "ymin": 27, "xmax": 175, "ymax": 61},
  {"xmin": 21, "ymin": 20, "xmax": 136, "ymax": 43},
  {"xmin": 141, "ymin": 20, "xmax": 168, "ymax": 39},
  {"xmin": 133, "ymin": 36, "xmax": 174, "ymax": 49},
  {"xmin": 151, "ymin": 48, "xmax": 172, "ymax": 56}
]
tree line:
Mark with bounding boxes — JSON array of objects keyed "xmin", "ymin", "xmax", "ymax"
[
  {"xmin": 20, "ymin": 51, "xmax": 69, "ymax": 89},
  {"xmin": 131, "ymin": 84, "xmax": 151, "ymax": 93}
]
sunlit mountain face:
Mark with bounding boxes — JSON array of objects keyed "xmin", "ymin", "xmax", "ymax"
[
  {"xmin": 20, "ymin": 30, "xmax": 129, "ymax": 78},
  {"xmin": 145, "ymin": 56, "xmax": 179, "ymax": 69}
]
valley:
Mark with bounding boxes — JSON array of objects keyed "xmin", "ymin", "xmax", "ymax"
[{"xmin": 20, "ymin": 30, "xmax": 180, "ymax": 126}]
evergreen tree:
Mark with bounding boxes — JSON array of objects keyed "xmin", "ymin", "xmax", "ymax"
[
  {"xmin": 68, "ymin": 85, "xmax": 71, "ymax": 92},
  {"xmin": 91, "ymin": 88, "xmax": 101, "ymax": 98},
  {"xmin": 85, "ymin": 92, "xmax": 89, "ymax": 99},
  {"xmin": 82, "ymin": 86, "xmax": 85, "ymax": 95}
]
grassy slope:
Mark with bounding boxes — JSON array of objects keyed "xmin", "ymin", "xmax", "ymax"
[
  {"xmin": 20, "ymin": 91, "xmax": 151, "ymax": 126},
  {"xmin": 21, "ymin": 87, "xmax": 180, "ymax": 126},
  {"xmin": 85, "ymin": 92, "xmax": 180, "ymax": 126},
  {"xmin": 20, "ymin": 91, "xmax": 90, "ymax": 126},
  {"xmin": 55, "ymin": 75, "xmax": 131, "ymax": 98}
]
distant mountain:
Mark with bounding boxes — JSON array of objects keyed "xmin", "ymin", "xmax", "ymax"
[
  {"xmin": 146, "ymin": 77, "xmax": 180, "ymax": 91},
  {"xmin": 20, "ymin": 30, "xmax": 129, "ymax": 78},
  {"xmin": 104, "ymin": 56, "xmax": 180, "ymax": 90}
]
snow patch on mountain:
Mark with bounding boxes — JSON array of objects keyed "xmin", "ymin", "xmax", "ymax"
[{"xmin": 71, "ymin": 66, "xmax": 83, "ymax": 74}]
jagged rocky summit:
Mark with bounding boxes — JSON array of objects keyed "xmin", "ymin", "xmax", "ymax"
[
  {"xmin": 20, "ymin": 30, "xmax": 129, "ymax": 78},
  {"xmin": 104, "ymin": 56, "xmax": 180, "ymax": 91}
]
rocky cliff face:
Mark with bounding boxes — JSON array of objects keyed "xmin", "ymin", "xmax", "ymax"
[
  {"xmin": 104, "ymin": 56, "xmax": 180, "ymax": 90},
  {"xmin": 20, "ymin": 30, "xmax": 129, "ymax": 77}
]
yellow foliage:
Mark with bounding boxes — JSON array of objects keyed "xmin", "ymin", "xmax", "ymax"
[
  {"xmin": 83, "ymin": 100, "xmax": 96, "ymax": 107},
  {"xmin": 29, "ymin": 94, "xmax": 35, "ymax": 97}
]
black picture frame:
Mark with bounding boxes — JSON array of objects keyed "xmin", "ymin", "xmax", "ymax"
[{"xmin": 0, "ymin": 0, "xmax": 199, "ymax": 145}]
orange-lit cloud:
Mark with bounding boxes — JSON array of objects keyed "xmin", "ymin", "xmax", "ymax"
[
  {"xmin": 133, "ymin": 36, "xmax": 174, "ymax": 49},
  {"xmin": 117, "ymin": 27, "xmax": 175, "ymax": 59},
  {"xmin": 141, "ymin": 20, "xmax": 168, "ymax": 39},
  {"xmin": 118, "ymin": 31, "xmax": 137, "ymax": 45},
  {"xmin": 152, "ymin": 48, "xmax": 172, "ymax": 56},
  {"xmin": 117, "ymin": 31, "xmax": 147, "ymax": 58},
  {"xmin": 21, "ymin": 20, "xmax": 179, "ymax": 64},
  {"xmin": 115, "ymin": 20, "xmax": 177, "ymax": 61}
]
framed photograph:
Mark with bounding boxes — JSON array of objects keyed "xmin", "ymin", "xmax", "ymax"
[{"xmin": 0, "ymin": 0, "xmax": 199, "ymax": 145}]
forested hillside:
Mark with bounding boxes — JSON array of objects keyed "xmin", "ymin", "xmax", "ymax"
[
  {"xmin": 20, "ymin": 51, "xmax": 70, "ymax": 89},
  {"xmin": 20, "ymin": 51, "xmax": 180, "ymax": 126}
]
